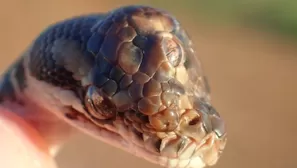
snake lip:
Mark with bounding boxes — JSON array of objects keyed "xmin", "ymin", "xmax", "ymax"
[
  {"xmin": 5, "ymin": 4, "xmax": 228, "ymax": 168},
  {"xmin": 66, "ymin": 104, "xmax": 226, "ymax": 168},
  {"xmin": 76, "ymin": 83, "xmax": 227, "ymax": 168}
]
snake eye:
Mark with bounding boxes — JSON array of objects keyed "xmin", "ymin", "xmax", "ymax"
[
  {"xmin": 161, "ymin": 37, "xmax": 183, "ymax": 67},
  {"xmin": 84, "ymin": 85, "xmax": 117, "ymax": 120}
]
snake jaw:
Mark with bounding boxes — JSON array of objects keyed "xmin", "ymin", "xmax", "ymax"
[
  {"xmin": 2, "ymin": 4, "xmax": 228, "ymax": 168},
  {"xmin": 81, "ymin": 84, "xmax": 227, "ymax": 168},
  {"xmin": 78, "ymin": 6, "xmax": 227, "ymax": 167}
]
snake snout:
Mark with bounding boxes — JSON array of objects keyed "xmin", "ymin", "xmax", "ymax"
[
  {"xmin": 80, "ymin": 5, "xmax": 227, "ymax": 167},
  {"xmin": 193, "ymin": 100, "xmax": 226, "ymax": 139}
]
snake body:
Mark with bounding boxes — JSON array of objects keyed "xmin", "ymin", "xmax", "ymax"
[{"xmin": 0, "ymin": 5, "xmax": 226, "ymax": 168}]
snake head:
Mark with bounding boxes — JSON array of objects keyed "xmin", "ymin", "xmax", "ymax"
[{"xmin": 82, "ymin": 5, "xmax": 227, "ymax": 168}]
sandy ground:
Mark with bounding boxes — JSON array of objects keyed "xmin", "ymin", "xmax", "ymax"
[{"xmin": 0, "ymin": 1, "xmax": 296, "ymax": 168}]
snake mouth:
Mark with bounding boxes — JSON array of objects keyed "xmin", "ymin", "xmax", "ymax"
[
  {"xmin": 64, "ymin": 83, "xmax": 227, "ymax": 168},
  {"xmin": 65, "ymin": 5, "xmax": 227, "ymax": 168},
  {"xmin": 9, "ymin": 4, "xmax": 228, "ymax": 168},
  {"xmin": 66, "ymin": 103, "xmax": 226, "ymax": 168}
]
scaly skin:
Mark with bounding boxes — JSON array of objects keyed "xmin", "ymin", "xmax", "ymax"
[{"xmin": 0, "ymin": 5, "xmax": 227, "ymax": 168}]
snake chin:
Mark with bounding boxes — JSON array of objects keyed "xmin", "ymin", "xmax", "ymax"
[
  {"xmin": 65, "ymin": 108, "xmax": 226, "ymax": 168},
  {"xmin": 22, "ymin": 57, "xmax": 226, "ymax": 168}
]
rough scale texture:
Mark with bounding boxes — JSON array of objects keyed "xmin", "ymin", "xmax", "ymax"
[{"xmin": 0, "ymin": 5, "xmax": 227, "ymax": 168}]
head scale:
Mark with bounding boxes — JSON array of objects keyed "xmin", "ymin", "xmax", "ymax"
[{"xmin": 83, "ymin": 5, "xmax": 226, "ymax": 168}]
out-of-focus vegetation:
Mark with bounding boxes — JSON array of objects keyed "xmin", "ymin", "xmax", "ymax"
[{"xmin": 137, "ymin": 0, "xmax": 297, "ymax": 40}]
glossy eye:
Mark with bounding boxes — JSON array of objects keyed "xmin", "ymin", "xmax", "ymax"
[
  {"xmin": 161, "ymin": 37, "xmax": 183, "ymax": 67},
  {"xmin": 84, "ymin": 85, "xmax": 116, "ymax": 120}
]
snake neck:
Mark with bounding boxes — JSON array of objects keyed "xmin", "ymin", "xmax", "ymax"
[
  {"xmin": 0, "ymin": 14, "xmax": 101, "ymax": 153},
  {"xmin": 0, "ymin": 57, "xmax": 75, "ymax": 156}
]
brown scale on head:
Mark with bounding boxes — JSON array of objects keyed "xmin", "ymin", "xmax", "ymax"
[{"xmin": 84, "ymin": 5, "xmax": 226, "ymax": 167}]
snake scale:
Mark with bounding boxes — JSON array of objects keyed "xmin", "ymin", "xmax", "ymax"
[{"xmin": 0, "ymin": 5, "xmax": 227, "ymax": 168}]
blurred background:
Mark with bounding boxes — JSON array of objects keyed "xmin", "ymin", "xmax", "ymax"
[{"xmin": 0, "ymin": 0, "xmax": 296, "ymax": 168}]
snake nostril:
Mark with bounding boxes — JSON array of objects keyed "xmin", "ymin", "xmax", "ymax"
[
  {"xmin": 189, "ymin": 116, "xmax": 200, "ymax": 126},
  {"xmin": 179, "ymin": 109, "xmax": 207, "ymax": 141}
]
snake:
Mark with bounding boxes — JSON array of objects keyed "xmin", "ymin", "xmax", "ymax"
[{"xmin": 0, "ymin": 5, "xmax": 227, "ymax": 168}]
